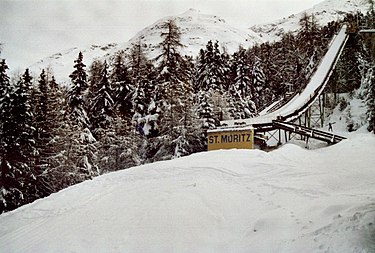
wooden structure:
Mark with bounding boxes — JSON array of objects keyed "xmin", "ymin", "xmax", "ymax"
[
  {"xmin": 216, "ymin": 25, "xmax": 351, "ymax": 149},
  {"xmin": 359, "ymin": 29, "xmax": 375, "ymax": 58}
]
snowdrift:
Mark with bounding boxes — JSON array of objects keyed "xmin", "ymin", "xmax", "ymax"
[{"xmin": 1, "ymin": 133, "xmax": 375, "ymax": 253}]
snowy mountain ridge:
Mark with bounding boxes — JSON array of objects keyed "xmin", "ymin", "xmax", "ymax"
[
  {"xmin": 29, "ymin": 9, "xmax": 261, "ymax": 83},
  {"xmin": 125, "ymin": 8, "xmax": 261, "ymax": 59},
  {"xmin": 29, "ymin": 0, "xmax": 372, "ymax": 83},
  {"xmin": 250, "ymin": 0, "xmax": 371, "ymax": 42}
]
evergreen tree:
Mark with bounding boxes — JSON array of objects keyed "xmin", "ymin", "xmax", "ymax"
[
  {"xmin": 67, "ymin": 52, "xmax": 98, "ymax": 181},
  {"xmin": 251, "ymin": 57, "xmax": 268, "ymax": 108},
  {"xmin": 143, "ymin": 19, "xmax": 199, "ymax": 161},
  {"xmin": 129, "ymin": 41, "xmax": 149, "ymax": 81},
  {"xmin": 359, "ymin": 50, "xmax": 375, "ymax": 133},
  {"xmin": 196, "ymin": 40, "xmax": 227, "ymax": 93},
  {"xmin": 0, "ymin": 69, "xmax": 38, "ymax": 213},
  {"xmin": 110, "ymin": 51, "xmax": 134, "ymax": 120},
  {"xmin": 195, "ymin": 40, "xmax": 230, "ymax": 127},
  {"xmin": 34, "ymin": 69, "xmax": 49, "ymax": 140},
  {"xmin": 154, "ymin": 19, "xmax": 192, "ymax": 135},
  {"xmin": 280, "ymin": 32, "xmax": 303, "ymax": 93},
  {"xmin": 131, "ymin": 62, "xmax": 158, "ymax": 137},
  {"xmin": 0, "ymin": 59, "xmax": 10, "ymax": 134},
  {"xmin": 194, "ymin": 49, "xmax": 206, "ymax": 92},
  {"xmin": 366, "ymin": 66, "xmax": 375, "ymax": 133},
  {"xmin": 87, "ymin": 59, "xmax": 105, "ymax": 101},
  {"xmin": 95, "ymin": 112, "xmax": 143, "ymax": 172},
  {"xmin": 298, "ymin": 12, "xmax": 320, "ymax": 57},
  {"xmin": 90, "ymin": 61, "xmax": 115, "ymax": 131},
  {"xmin": 0, "ymin": 59, "xmax": 11, "ymax": 212},
  {"xmin": 197, "ymin": 90, "xmax": 218, "ymax": 130},
  {"xmin": 128, "ymin": 41, "xmax": 156, "ymax": 132},
  {"xmin": 38, "ymin": 84, "xmax": 97, "ymax": 193},
  {"xmin": 0, "ymin": 59, "xmax": 9, "ymax": 101},
  {"xmin": 228, "ymin": 47, "xmax": 257, "ymax": 119},
  {"xmin": 67, "ymin": 52, "xmax": 90, "ymax": 127},
  {"xmin": 31, "ymin": 72, "xmax": 73, "ymax": 197}
]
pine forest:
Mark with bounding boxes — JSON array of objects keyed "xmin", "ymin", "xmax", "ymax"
[{"xmin": 1, "ymin": 11, "xmax": 375, "ymax": 213}]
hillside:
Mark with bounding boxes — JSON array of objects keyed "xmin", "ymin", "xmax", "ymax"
[
  {"xmin": 250, "ymin": 0, "xmax": 371, "ymax": 42},
  {"xmin": 28, "ymin": 9, "xmax": 261, "ymax": 83},
  {"xmin": 0, "ymin": 130, "xmax": 374, "ymax": 253},
  {"xmin": 28, "ymin": 0, "xmax": 373, "ymax": 83}
]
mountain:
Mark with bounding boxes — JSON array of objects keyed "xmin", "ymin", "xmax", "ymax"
[
  {"xmin": 29, "ymin": 44, "xmax": 118, "ymax": 84},
  {"xmin": 250, "ymin": 0, "xmax": 371, "ymax": 42},
  {"xmin": 29, "ymin": 9, "xmax": 262, "ymax": 83},
  {"xmin": 28, "ymin": 0, "xmax": 373, "ymax": 83}
]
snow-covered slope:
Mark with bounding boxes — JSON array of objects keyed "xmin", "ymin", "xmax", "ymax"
[
  {"xmin": 127, "ymin": 9, "xmax": 261, "ymax": 59},
  {"xmin": 29, "ymin": 44, "xmax": 118, "ymax": 84},
  {"xmin": 250, "ymin": 0, "xmax": 371, "ymax": 42},
  {"xmin": 28, "ymin": 0, "xmax": 372, "ymax": 83},
  {"xmin": 1, "ymin": 131, "xmax": 375, "ymax": 253},
  {"xmin": 29, "ymin": 9, "xmax": 261, "ymax": 84}
]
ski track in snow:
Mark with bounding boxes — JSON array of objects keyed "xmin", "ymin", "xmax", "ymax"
[{"xmin": 0, "ymin": 134, "xmax": 375, "ymax": 252}]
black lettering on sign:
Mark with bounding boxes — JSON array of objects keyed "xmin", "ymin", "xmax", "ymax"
[
  {"xmin": 233, "ymin": 134, "xmax": 239, "ymax": 142},
  {"xmin": 214, "ymin": 135, "xmax": 220, "ymax": 144},
  {"xmin": 227, "ymin": 135, "xmax": 233, "ymax": 143},
  {"xmin": 208, "ymin": 136, "xmax": 214, "ymax": 144},
  {"xmin": 221, "ymin": 135, "xmax": 228, "ymax": 143},
  {"xmin": 246, "ymin": 134, "xmax": 252, "ymax": 142},
  {"xmin": 241, "ymin": 133, "xmax": 246, "ymax": 142}
]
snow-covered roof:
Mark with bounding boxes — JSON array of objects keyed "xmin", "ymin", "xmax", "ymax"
[
  {"xmin": 359, "ymin": 29, "xmax": 375, "ymax": 33},
  {"xmin": 207, "ymin": 125, "xmax": 254, "ymax": 133}
]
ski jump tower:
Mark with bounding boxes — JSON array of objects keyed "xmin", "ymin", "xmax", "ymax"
[{"xmin": 214, "ymin": 25, "xmax": 351, "ymax": 149}]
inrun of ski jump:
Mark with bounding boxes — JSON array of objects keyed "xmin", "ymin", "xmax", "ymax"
[{"xmin": 221, "ymin": 25, "xmax": 350, "ymax": 145}]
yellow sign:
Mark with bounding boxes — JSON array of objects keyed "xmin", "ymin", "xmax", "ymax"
[{"xmin": 207, "ymin": 128, "xmax": 254, "ymax": 151}]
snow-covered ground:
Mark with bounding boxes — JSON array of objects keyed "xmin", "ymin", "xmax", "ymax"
[{"xmin": 0, "ymin": 127, "xmax": 374, "ymax": 252}]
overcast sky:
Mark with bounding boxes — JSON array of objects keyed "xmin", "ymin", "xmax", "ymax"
[{"xmin": 0, "ymin": 0, "xmax": 323, "ymax": 71}]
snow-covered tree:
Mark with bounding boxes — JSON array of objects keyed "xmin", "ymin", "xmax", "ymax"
[
  {"xmin": 155, "ymin": 19, "xmax": 191, "ymax": 110},
  {"xmin": 33, "ymin": 69, "xmax": 49, "ymax": 141},
  {"xmin": 140, "ymin": 19, "xmax": 199, "ymax": 161},
  {"xmin": 95, "ymin": 113, "xmax": 143, "ymax": 173},
  {"xmin": 90, "ymin": 61, "xmax": 114, "ymax": 131},
  {"xmin": 0, "ymin": 69, "xmax": 38, "ymax": 213},
  {"xmin": 110, "ymin": 51, "xmax": 134, "ymax": 120},
  {"xmin": 0, "ymin": 59, "xmax": 9, "ymax": 100},
  {"xmin": 228, "ymin": 47, "xmax": 257, "ymax": 119},
  {"xmin": 153, "ymin": 20, "xmax": 192, "ymax": 134},
  {"xmin": 129, "ymin": 41, "xmax": 149, "ymax": 81},
  {"xmin": 251, "ymin": 57, "xmax": 268, "ymax": 108},
  {"xmin": 359, "ymin": 55, "xmax": 375, "ymax": 133},
  {"xmin": 0, "ymin": 59, "xmax": 10, "ymax": 134},
  {"xmin": 197, "ymin": 90, "xmax": 216, "ymax": 130},
  {"xmin": 128, "ymin": 41, "xmax": 157, "ymax": 134},
  {"xmin": 195, "ymin": 40, "xmax": 231, "ymax": 129},
  {"xmin": 67, "ymin": 52, "xmax": 98, "ymax": 180},
  {"xmin": 196, "ymin": 40, "xmax": 228, "ymax": 93},
  {"xmin": 67, "ymin": 52, "xmax": 90, "ymax": 128}
]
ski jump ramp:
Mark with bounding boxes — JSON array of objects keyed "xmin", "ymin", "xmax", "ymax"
[{"xmin": 222, "ymin": 25, "xmax": 349, "ymax": 128}]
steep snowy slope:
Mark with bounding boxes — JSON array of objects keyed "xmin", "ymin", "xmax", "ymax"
[
  {"xmin": 29, "ymin": 9, "xmax": 261, "ymax": 84},
  {"xmin": 125, "ymin": 9, "xmax": 261, "ymax": 59},
  {"xmin": 29, "ymin": 44, "xmax": 118, "ymax": 85},
  {"xmin": 250, "ymin": 0, "xmax": 371, "ymax": 42},
  {"xmin": 0, "ymin": 132, "xmax": 374, "ymax": 253}
]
